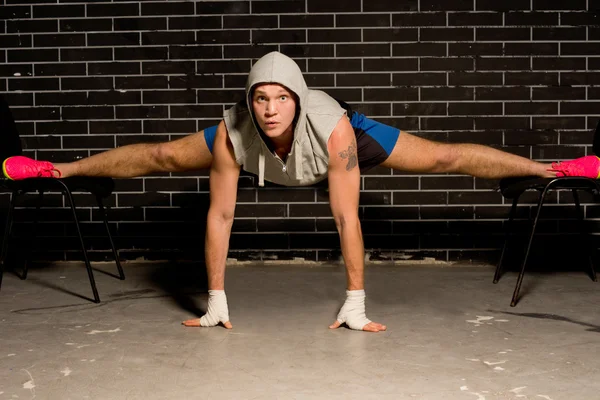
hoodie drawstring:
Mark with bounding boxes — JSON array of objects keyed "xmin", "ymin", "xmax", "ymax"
[{"xmin": 258, "ymin": 151, "xmax": 265, "ymax": 187}]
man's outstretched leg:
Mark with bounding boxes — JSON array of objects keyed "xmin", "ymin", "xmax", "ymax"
[
  {"xmin": 3, "ymin": 129, "xmax": 214, "ymax": 179},
  {"xmin": 380, "ymin": 131, "xmax": 559, "ymax": 178}
]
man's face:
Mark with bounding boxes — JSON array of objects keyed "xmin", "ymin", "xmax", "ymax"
[{"xmin": 251, "ymin": 83, "xmax": 297, "ymax": 140}]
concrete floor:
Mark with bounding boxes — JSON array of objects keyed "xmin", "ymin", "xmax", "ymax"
[{"xmin": 1, "ymin": 261, "xmax": 599, "ymax": 400}]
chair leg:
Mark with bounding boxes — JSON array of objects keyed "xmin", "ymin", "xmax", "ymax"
[
  {"xmin": 494, "ymin": 196, "xmax": 520, "ymax": 284},
  {"xmin": 21, "ymin": 190, "xmax": 44, "ymax": 280},
  {"xmin": 63, "ymin": 189, "xmax": 100, "ymax": 303},
  {"xmin": 511, "ymin": 187, "xmax": 550, "ymax": 307},
  {"xmin": 96, "ymin": 195, "xmax": 124, "ymax": 280},
  {"xmin": 572, "ymin": 189, "xmax": 597, "ymax": 282},
  {"xmin": 0, "ymin": 190, "xmax": 17, "ymax": 291}
]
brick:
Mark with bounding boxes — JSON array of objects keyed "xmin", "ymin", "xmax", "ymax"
[
  {"xmin": 37, "ymin": 121, "xmax": 88, "ymax": 135},
  {"xmin": 197, "ymin": 89, "xmax": 245, "ymax": 104},
  {"xmin": 62, "ymin": 106, "xmax": 114, "ymax": 120},
  {"xmin": 420, "ymin": 206, "xmax": 474, "ymax": 219},
  {"xmin": 7, "ymin": 19, "xmax": 57, "ymax": 33},
  {"xmin": 393, "ymin": 72, "xmax": 446, "ymax": 86},
  {"xmin": 115, "ymin": 46, "xmax": 168, "ymax": 61},
  {"xmin": 449, "ymin": 43, "xmax": 503, "ymax": 56},
  {"xmin": 307, "ymin": 29, "xmax": 360, "ymax": 43},
  {"xmin": 505, "ymin": 72, "xmax": 558, "ymax": 86},
  {"xmin": 392, "ymin": 43, "xmax": 446, "ymax": 57},
  {"xmin": 477, "ymin": 27, "xmax": 531, "ymax": 41},
  {"xmin": 561, "ymin": 42, "xmax": 600, "ymax": 56},
  {"xmin": 475, "ymin": 117, "xmax": 530, "ymax": 129},
  {"xmin": 252, "ymin": 0, "xmax": 305, "ymax": 13},
  {"xmin": 0, "ymin": 63, "xmax": 33, "ymax": 77},
  {"xmin": 363, "ymin": 28, "xmax": 418, "ymax": 42},
  {"xmin": 89, "ymin": 121, "xmax": 142, "ymax": 135},
  {"xmin": 88, "ymin": 33, "xmax": 140, "ymax": 47},
  {"xmin": 392, "ymin": 13, "xmax": 446, "ymax": 27},
  {"xmin": 89, "ymin": 62, "xmax": 140, "ymax": 76},
  {"xmin": 421, "ymin": 0, "xmax": 473, "ymax": 11},
  {"xmin": 449, "ymin": 72, "xmax": 503, "ymax": 86},
  {"xmin": 115, "ymin": 106, "xmax": 168, "ymax": 120},
  {"xmin": 224, "ymin": 15, "xmax": 278, "ymax": 29},
  {"xmin": 60, "ymin": 18, "xmax": 113, "ymax": 32},
  {"xmin": 141, "ymin": 1, "xmax": 194, "ymax": 16},
  {"xmin": 364, "ymin": 58, "xmax": 418, "ymax": 72},
  {"xmin": 560, "ymin": 102, "xmax": 600, "ymax": 115},
  {"xmin": 0, "ymin": 34, "xmax": 32, "ymax": 48},
  {"xmin": 115, "ymin": 76, "xmax": 169, "ymax": 90},
  {"xmin": 12, "ymin": 107, "xmax": 59, "ymax": 121},
  {"xmin": 115, "ymin": 17, "xmax": 168, "ymax": 31},
  {"xmin": 505, "ymin": 102, "xmax": 558, "ymax": 115},
  {"xmin": 8, "ymin": 49, "xmax": 58, "ymax": 63},
  {"xmin": 334, "ymin": 43, "xmax": 391, "ymax": 57},
  {"xmin": 533, "ymin": 87, "xmax": 586, "ymax": 100},
  {"xmin": 308, "ymin": 0, "xmax": 360, "ymax": 12},
  {"xmin": 392, "ymin": 191, "xmax": 447, "ymax": 205},
  {"xmin": 309, "ymin": 58, "xmax": 362, "ymax": 72},
  {"xmin": 197, "ymin": 59, "xmax": 251, "ymax": 74},
  {"xmin": 117, "ymin": 193, "xmax": 170, "ymax": 208},
  {"xmin": 196, "ymin": 1, "xmax": 249, "ymax": 14},
  {"xmin": 476, "ymin": 0, "xmax": 530, "ymax": 11},
  {"xmin": 36, "ymin": 92, "xmax": 87, "ymax": 106},
  {"xmin": 255, "ymin": 29, "xmax": 305, "ymax": 44},
  {"xmin": 364, "ymin": 176, "xmax": 418, "ymax": 190},
  {"xmin": 363, "ymin": 0, "xmax": 418, "ymax": 11},
  {"xmin": 505, "ymin": 11, "xmax": 558, "ymax": 25},
  {"xmin": 364, "ymin": 88, "xmax": 419, "ymax": 101},
  {"xmin": 170, "ymin": 75, "xmax": 223, "ymax": 89},
  {"xmin": 505, "ymin": 43, "xmax": 558, "ymax": 56},
  {"xmin": 9, "ymin": 77, "xmax": 59, "ymax": 91},
  {"xmin": 88, "ymin": 91, "xmax": 141, "ymax": 106},
  {"xmin": 61, "ymin": 48, "xmax": 113, "ymax": 62},
  {"xmin": 33, "ymin": 4, "xmax": 85, "ymax": 18},
  {"xmin": 534, "ymin": 0, "xmax": 586, "ymax": 10},
  {"xmin": 351, "ymin": 103, "xmax": 392, "ymax": 116},
  {"xmin": 63, "ymin": 135, "xmax": 115, "ymax": 150},
  {"xmin": 87, "ymin": 3, "xmax": 140, "ymax": 17},
  {"xmin": 289, "ymin": 204, "xmax": 331, "ymax": 217},
  {"xmin": 560, "ymin": 12, "xmax": 600, "ymax": 26},
  {"xmin": 532, "ymin": 57, "xmax": 586, "ymax": 71},
  {"xmin": 337, "ymin": 73, "xmax": 391, "ymax": 87},
  {"xmin": 223, "ymin": 44, "xmax": 279, "ymax": 58},
  {"xmin": 421, "ymin": 117, "xmax": 474, "ymax": 130},
  {"xmin": 142, "ymin": 61, "xmax": 195, "ymax": 75},
  {"xmin": 258, "ymin": 219, "xmax": 315, "ymax": 232},
  {"xmin": 476, "ymin": 87, "xmax": 530, "ymax": 100},
  {"xmin": 449, "ymin": 191, "xmax": 502, "ymax": 204},
  {"xmin": 476, "ymin": 57, "xmax": 530, "ymax": 71},
  {"xmin": 532, "ymin": 116, "xmax": 585, "ymax": 130},
  {"xmin": 2, "ymin": 92, "xmax": 32, "ymax": 106},
  {"xmin": 281, "ymin": 44, "xmax": 335, "ymax": 58},
  {"xmin": 504, "ymin": 130, "xmax": 558, "ymax": 145},
  {"xmin": 393, "ymin": 102, "xmax": 447, "ymax": 116},
  {"xmin": 363, "ymin": 206, "xmax": 419, "ymax": 219},
  {"xmin": 281, "ymin": 14, "xmax": 334, "ymax": 28},
  {"xmin": 0, "ymin": 5, "xmax": 30, "ymax": 19},
  {"xmin": 170, "ymin": 104, "xmax": 224, "ymax": 119},
  {"xmin": 142, "ymin": 31, "xmax": 195, "ymax": 46},
  {"xmin": 421, "ymin": 87, "xmax": 474, "ymax": 101},
  {"xmin": 35, "ymin": 63, "xmax": 86, "ymax": 76},
  {"xmin": 448, "ymin": 102, "xmax": 502, "ymax": 116},
  {"xmin": 534, "ymin": 27, "xmax": 586, "ymax": 40},
  {"xmin": 421, "ymin": 27, "xmax": 474, "ymax": 42},
  {"xmin": 561, "ymin": 72, "xmax": 600, "ymax": 86},
  {"xmin": 143, "ymin": 120, "xmax": 197, "ymax": 134},
  {"xmin": 449, "ymin": 12, "xmax": 503, "ymax": 26},
  {"xmin": 421, "ymin": 176, "xmax": 474, "ymax": 190},
  {"xmin": 420, "ymin": 57, "xmax": 474, "ymax": 71}
]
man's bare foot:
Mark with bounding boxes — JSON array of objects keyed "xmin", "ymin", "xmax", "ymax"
[
  {"xmin": 181, "ymin": 318, "xmax": 233, "ymax": 329},
  {"xmin": 329, "ymin": 320, "xmax": 387, "ymax": 332}
]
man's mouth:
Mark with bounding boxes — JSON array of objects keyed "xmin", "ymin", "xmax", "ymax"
[{"xmin": 265, "ymin": 121, "xmax": 278, "ymax": 128}]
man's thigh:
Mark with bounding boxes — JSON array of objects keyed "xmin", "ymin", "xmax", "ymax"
[
  {"xmin": 164, "ymin": 127, "xmax": 215, "ymax": 170},
  {"xmin": 379, "ymin": 131, "xmax": 448, "ymax": 173}
]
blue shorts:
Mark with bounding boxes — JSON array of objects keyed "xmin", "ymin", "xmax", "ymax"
[{"xmin": 202, "ymin": 112, "xmax": 400, "ymax": 173}]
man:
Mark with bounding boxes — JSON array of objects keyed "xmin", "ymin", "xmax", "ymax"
[{"xmin": 3, "ymin": 51, "xmax": 598, "ymax": 332}]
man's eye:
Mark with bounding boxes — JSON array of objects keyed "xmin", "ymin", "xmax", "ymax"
[{"xmin": 280, "ymin": 96, "xmax": 287, "ymax": 101}]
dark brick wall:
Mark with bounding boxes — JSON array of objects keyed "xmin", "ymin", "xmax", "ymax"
[{"xmin": 1, "ymin": 0, "xmax": 600, "ymax": 264}]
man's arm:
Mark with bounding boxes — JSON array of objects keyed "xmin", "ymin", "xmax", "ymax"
[
  {"xmin": 326, "ymin": 116, "xmax": 387, "ymax": 333},
  {"xmin": 182, "ymin": 120, "xmax": 240, "ymax": 329}
]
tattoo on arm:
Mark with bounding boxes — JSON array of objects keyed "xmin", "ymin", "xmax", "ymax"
[{"xmin": 338, "ymin": 142, "xmax": 358, "ymax": 171}]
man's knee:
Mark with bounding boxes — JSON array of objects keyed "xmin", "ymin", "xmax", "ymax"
[
  {"xmin": 153, "ymin": 142, "xmax": 179, "ymax": 171},
  {"xmin": 431, "ymin": 143, "xmax": 461, "ymax": 173}
]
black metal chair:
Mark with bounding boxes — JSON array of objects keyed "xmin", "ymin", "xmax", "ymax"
[
  {"xmin": 0, "ymin": 94, "xmax": 124, "ymax": 303},
  {"xmin": 494, "ymin": 120, "xmax": 600, "ymax": 306}
]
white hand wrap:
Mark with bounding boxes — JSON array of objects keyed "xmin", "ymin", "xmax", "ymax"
[
  {"xmin": 336, "ymin": 289, "xmax": 372, "ymax": 330},
  {"xmin": 199, "ymin": 290, "xmax": 230, "ymax": 327}
]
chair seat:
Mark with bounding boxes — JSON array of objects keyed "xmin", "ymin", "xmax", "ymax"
[
  {"xmin": 498, "ymin": 176, "xmax": 600, "ymax": 199},
  {"xmin": 1, "ymin": 176, "xmax": 114, "ymax": 198}
]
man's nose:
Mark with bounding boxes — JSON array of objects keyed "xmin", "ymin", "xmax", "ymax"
[{"xmin": 266, "ymin": 101, "xmax": 277, "ymax": 115}]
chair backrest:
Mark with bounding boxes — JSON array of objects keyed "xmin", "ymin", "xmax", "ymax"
[
  {"xmin": 593, "ymin": 119, "xmax": 600, "ymax": 157},
  {"xmin": 0, "ymin": 93, "xmax": 23, "ymax": 161}
]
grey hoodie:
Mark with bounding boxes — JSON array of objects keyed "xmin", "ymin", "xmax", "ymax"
[{"xmin": 223, "ymin": 51, "xmax": 346, "ymax": 186}]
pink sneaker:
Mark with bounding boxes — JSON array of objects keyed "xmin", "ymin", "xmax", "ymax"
[
  {"xmin": 549, "ymin": 155, "xmax": 600, "ymax": 179},
  {"xmin": 2, "ymin": 156, "xmax": 61, "ymax": 180}
]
